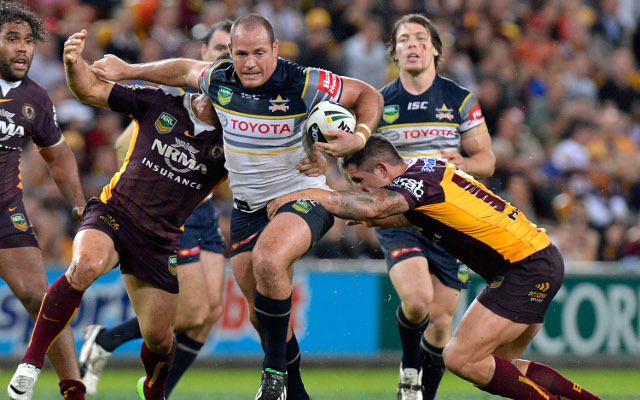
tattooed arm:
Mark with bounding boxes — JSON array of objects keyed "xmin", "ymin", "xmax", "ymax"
[{"xmin": 267, "ymin": 188, "xmax": 411, "ymax": 221}]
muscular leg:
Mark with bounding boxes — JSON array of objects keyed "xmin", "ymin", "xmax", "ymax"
[{"xmin": 123, "ymin": 273, "xmax": 177, "ymax": 400}]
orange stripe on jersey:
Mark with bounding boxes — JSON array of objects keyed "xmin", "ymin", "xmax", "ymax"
[
  {"xmin": 100, "ymin": 120, "xmax": 140, "ymax": 203},
  {"xmin": 416, "ymin": 166, "xmax": 550, "ymax": 263}
]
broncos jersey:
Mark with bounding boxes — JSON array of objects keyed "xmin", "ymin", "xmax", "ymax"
[
  {"xmin": 199, "ymin": 58, "xmax": 342, "ymax": 211},
  {"xmin": 384, "ymin": 158, "xmax": 550, "ymax": 283},
  {"xmin": 103, "ymin": 84, "xmax": 226, "ymax": 243},
  {"xmin": 0, "ymin": 77, "xmax": 63, "ymax": 202},
  {"xmin": 377, "ymin": 75, "xmax": 484, "ymax": 160}
]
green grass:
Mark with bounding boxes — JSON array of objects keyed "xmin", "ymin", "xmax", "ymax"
[{"xmin": 16, "ymin": 367, "xmax": 640, "ymax": 399}]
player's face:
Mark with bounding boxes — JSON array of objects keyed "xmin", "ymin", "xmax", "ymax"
[
  {"xmin": 201, "ymin": 29, "xmax": 231, "ymax": 62},
  {"xmin": 229, "ymin": 25, "xmax": 278, "ymax": 88},
  {"xmin": 346, "ymin": 164, "xmax": 392, "ymax": 193},
  {"xmin": 394, "ymin": 22, "xmax": 438, "ymax": 75},
  {"xmin": 0, "ymin": 21, "xmax": 36, "ymax": 82}
]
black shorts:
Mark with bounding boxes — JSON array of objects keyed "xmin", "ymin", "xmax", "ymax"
[
  {"xmin": 78, "ymin": 198, "xmax": 179, "ymax": 294},
  {"xmin": 0, "ymin": 193, "xmax": 38, "ymax": 249},
  {"xmin": 477, "ymin": 244, "xmax": 564, "ymax": 324},
  {"xmin": 178, "ymin": 201, "xmax": 225, "ymax": 265},
  {"xmin": 229, "ymin": 199, "xmax": 334, "ymax": 258}
]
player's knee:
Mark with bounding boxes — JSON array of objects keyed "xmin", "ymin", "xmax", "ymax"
[
  {"xmin": 252, "ymin": 250, "xmax": 285, "ymax": 281},
  {"xmin": 209, "ymin": 302, "xmax": 224, "ymax": 326},
  {"xmin": 65, "ymin": 260, "xmax": 102, "ymax": 291},
  {"xmin": 401, "ymin": 291, "xmax": 432, "ymax": 322},
  {"xmin": 428, "ymin": 311, "xmax": 454, "ymax": 339},
  {"xmin": 143, "ymin": 329, "xmax": 175, "ymax": 354}
]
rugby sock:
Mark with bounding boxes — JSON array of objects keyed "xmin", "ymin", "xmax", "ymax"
[
  {"xmin": 526, "ymin": 361, "xmax": 603, "ymax": 400},
  {"xmin": 140, "ymin": 339, "xmax": 176, "ymax": 400},
  {"xmin": 59, "ymin": 379, "xmax": 86, "ymax": 400},
  {"xmin": 254, "ymin": 290, "xmax": 291, "ymax": 373},
  {"xmin": 481, "ymin": 355, "xmax": 559, "ymax": 400},
  {"xmin": 164, "ymin": 333, "xmax": 204, "ymax": 398},
  {"xmin": 96, "ymin": 317, "xmax": 142, "ymax": 352},
  {"xmin": 396, "ymin": 306, "xmax": 429, "ymax": 370},
  {"xmin": 286, "ymin": 332, "xmax": 309, "ymax": 400},
  {"xmin": 23, "ymin": 275, "xmax": 84, "ymax": 368},
  {"xmin": 419, "ymin": 335, "xmax": 445, "ymax": 400}
]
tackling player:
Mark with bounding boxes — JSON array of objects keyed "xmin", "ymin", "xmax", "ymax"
[
  {"xmin": 1, "ymin": 3, "xmax": 86, "ymax": 400},
  {"xmin": 9, "ymin": 29, "xmax": 227, "ymax": 400},
  {"xmin": 267, "ymin": 135, "xmax": 603, "ymax": 400},
  {"xmin": 90, "ymin": 13, "xmax": 383, "ymax": 400},
  {"xmin": 376, "ymin": 13, "xmax": 494, "ymax": 400}
]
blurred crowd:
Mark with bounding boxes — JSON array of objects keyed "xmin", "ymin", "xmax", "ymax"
[{"xmin": 18, "ymin": 0, "xmax": 640, "ymax": 267}]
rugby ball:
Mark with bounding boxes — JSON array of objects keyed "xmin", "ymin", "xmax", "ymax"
[{"xmin": 306, "ymin": 101, "xmax": 356, "ymax": 143}]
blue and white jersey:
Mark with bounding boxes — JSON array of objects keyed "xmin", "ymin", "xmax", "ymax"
[
  {"xmin": 199, "ymin": 58, "xmax": 342, "ymax": 211},
  {"xmin": 377, "ymin": 75, "xmax": 484, "ymax": 161}
]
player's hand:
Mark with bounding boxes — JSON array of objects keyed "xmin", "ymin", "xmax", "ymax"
[
  {"xmin": 266, "ymin": 191, "xmax": 307, "ymax": 219},
  {"xmin": 315, "ymin": 130, "xmax": 365, "ymax": 158},
  {"xmin": 63, "ymin": 30, "xmax": 87, "ymax": 65},
  {"xmin": 441, "ymin": 150, "xmax": 466, "ymax": 170},
  {"xmin": 297, "ymin": 144, "xmax": 328, "ymax": 177},
  {"xmin": 92, "ymin": 54, "xmax": 130, "ymax": 81},
  {"xmin": 346, "ymin": 220, "xmax": 373, "ymax": 227},
  {"xmin": 72, "ymin": 205, "xmax": 84, "ymax": 221}
]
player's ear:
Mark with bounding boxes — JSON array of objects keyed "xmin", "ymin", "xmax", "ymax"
[
  {"xmin": 227, "ymin": 42, "xmax": 233, "ymax": 55},
  {"xmin": 272, "ymin": 39, "xmax": 278, "ymax": 57}
]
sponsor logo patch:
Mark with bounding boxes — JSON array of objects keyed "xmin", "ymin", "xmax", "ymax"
[
  {"xmin": 469, "ymin": 103, "xmax": 483, "ymax": 122},
  {"xmin": 390, "ymin": 247, "xmax": 421, "ymax": 259},
  {"xmin": 218, "ymin": 86, "xmax": 233, "ymax": 105},
  {"xmin": 155, "ymin": 112, "xmax": 177, "ymax": 134},
  {"xmin": 99, "ymin": 214, "xmax": 120, "ymax": 231},
  {"xmin": 10, "ymin": 213, "xmax": 27, "ymax": 231},
  {"xmin": 317, "ymin": 70, "xmax": 341, "ymax": 98},
  {"xmin": 528, "ymin": 282, "xmax": 550, "ymax": 303},
  {"xmin": 388, "ymin": 177, "xmax": 425, "ymax": 200},
  {"xmin": 435, "ymin": 104, "xmax": 454, "ymax": 120},
  {"xmin": 231, "ymin": 232, "xmax": 259, "ymax": 251},
  {"xmin": 383, "ymin": 105, "xmax": 399, "ymax": 123},
  {"xmin": 421, "ymin": 158, "xmax": 437, "ymax": 172},
  {"xmin": 168, "ymin": 255, "xmax": 178, "ymax": 275},
  {"xmin": 489, "ymin": 276, "xmax": 504, "ymax": 288}
]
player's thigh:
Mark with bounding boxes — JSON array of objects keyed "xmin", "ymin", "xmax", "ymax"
[
  {"xmin": 200, "ymin": 250, "xmax": 225, "ymax": 308},
  {"xmin": 445, "ymin": 299, "xmax": 530, "ymax": 365},
  {"xmin": 430, "ymin": 274, "xmax": 461, "ymax": 320},
  {"xmin": 231, "ymin": 250, "xmax": 256, "ymax": 306},
  {"xmin": 389, "ymin": 256, "xmax": 433, "ymax": 307},
  {"xmin": 494, "ymin": 323, "xmax": 541, "ymax": 362},
  {"xmin": 253, "ymin": 211, "xmax": 312, "ymax": 266},
  {"xmin": 175, "ymin": 259, "xmax": 208, "ymax": 310},
  {"xmin": 0, "ymin": 246, "xmax": 49, "ymax": 296}
]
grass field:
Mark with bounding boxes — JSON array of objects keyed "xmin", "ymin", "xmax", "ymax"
[{"xmin": 17, "ymin": 367, "xmax": 640, "ymax": 399}]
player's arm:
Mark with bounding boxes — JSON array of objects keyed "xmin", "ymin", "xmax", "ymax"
[
  {"xmin": 316, "ymin": 77, "xmax": 383, "ymax": 158},
  {"xmin": 441, "ymin": 122, "xmax": 495, "ymax": 179},
  {"xmin": 63, "ymin": 30, "xmax": 114, "ymax": 108},
  {"xmin": 114, "ymin": 121, "xmax": 135, "ymax": 167},
  {"xmin": 39, "ymin": 141, "xmax": 86, "ymax": 220},
  {"xmin": 347, "ymin": 214, "xmax": 412, "ymax": 228},
  {"xmin": 91, "ymin": 53, "xmax": 209, "ymax": 90},
  {"xmin": 267, "ymin": 188, "xmax": 410, "ymax": 221}
]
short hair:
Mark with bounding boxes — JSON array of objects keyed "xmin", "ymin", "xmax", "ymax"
[
  {"xmin": 386, "ymin": 13, "xmax": 442, "ymax": 70},
  {"xmin": 0, "ymin": 1, "xmax": 46, "ymax": 43},
  {"xmin": 230, "ymin": 13, "xmax": 276, "ymax": 45},
  {"xmin": 203, "ymin": 19, "xmax": 232, "ymax": 46},
  {"xmin": 340, "ymin": 135, "xmax": 404, "ymax": 173}
]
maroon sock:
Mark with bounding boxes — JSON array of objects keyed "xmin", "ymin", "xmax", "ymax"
[
  {"xmin": 481, "ymin": 355, "xmax": 559, "ymax": 400},
  {"xmin": 527, "ymin": 361, "xmax": 603, "ymax": 400},
  {"xmin": 140, "ymin": 339, "xmax": 176, "ymax": 400},
  {"xmin": 23, "ymin": 275, "xmax": 84, "ymax": 368},
  {"xmin": 59, "ymin": 379, "xmax": 86, "ymax": 399}
]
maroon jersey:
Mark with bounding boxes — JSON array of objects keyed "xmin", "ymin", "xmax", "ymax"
[
  {"xmin": 103, "ymin": 84, "xmax": 226, "ymax": 243},
  {"xmin": 384, "ymin": 158, "xmax": 550, "ymax": 282},
  {"xmin": 0, "ymin": 77, "xmax": 63, "ymax": 202}
]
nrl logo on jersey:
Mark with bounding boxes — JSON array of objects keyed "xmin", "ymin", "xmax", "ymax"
[
  {"xmin": 155, "ymin": 112, "xmax": 177, "ymax": 134},
  {"xmin": 435, "ymin": 104, "xmax": 454, "ymax": 120},
  {"xmin": 218, "ymin": 86, "xmax": 233, "ymax": 105},
  {"xmin": 10, "ymin": 213, "xmax": 28, "ymax": 231},
  {"xmin": 383, "ymin": 105, "xmax": 399, "ymax": 123},
  {"xmin": 269, "ymin": 94, "xmax": 290, "ymax": 112}
]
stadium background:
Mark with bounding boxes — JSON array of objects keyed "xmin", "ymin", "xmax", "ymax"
[{"xmin": 7, "ymin": 0, "xmax": 640, "ymax": 397}]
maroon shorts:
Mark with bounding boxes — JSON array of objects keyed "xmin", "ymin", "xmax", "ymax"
[
  {"xmin": 477, "ymin": 244, "xmax": 564, "ymax": 324},
  {"xmin": 78, "ymin": 198, "xmax": 179, "ymax": 294},
  {"xmin": 0, "ymin": 194, "xmax": 39, "ymax": 249}
]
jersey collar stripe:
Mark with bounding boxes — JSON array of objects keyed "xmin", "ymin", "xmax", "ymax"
[
  {"xmin": 213, "ymin": 104, "xmax": 305, "ymax": 120},
  {"xmin": 224, "ymin": 144, "xmax": 302, "ymax": 156},
  {"xmin": 458, "ymin": 92, "xmax": 473, "ymax": 113}
]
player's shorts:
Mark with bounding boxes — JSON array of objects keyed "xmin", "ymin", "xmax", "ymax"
[
  {"xmin": 477, "ymin": 244, "xmax": 564, "ymax": 324},
  {"xmin": 78, "ymin": 198, "xmax": 180, "ymax": 294},
  {"xmin": 230, "ymin": 199, "xmax": 334, "ymax": 258},
  {"xmin": 177, "ymin": 200, "xmax": 225, "ymax": 265},
  {"xmin": 0, "ymin": 193, "xmax": 39, "ymax": 249},
  {"xmin": 375, "ymin": 227, "xmax": 469, "ymax": 290}
]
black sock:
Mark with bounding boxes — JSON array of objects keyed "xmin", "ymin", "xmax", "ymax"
[
  {"xmin": 286, "ymin": 332, "xmax": 309, "ymax": 400},
  {"xmin": 254, "ymin": 290, "xmax": 291, "ymax": 373},
  {"xmin": 96, "ymin": 317, "xmax": 142, "ymax": 352},
  {"xmin": 165, "ymin": 333, "xmax": 204, "ymax": 399},
  {"xmin": 419, "ymin": 335, "xmax": 445, "ymax": 400},
  {"xmin": 397, "ymin": 306, "xmax": 429, "ymax": 369}
]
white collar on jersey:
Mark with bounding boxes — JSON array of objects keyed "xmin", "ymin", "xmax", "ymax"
[
  {"xmin": 183, "ymin": 93, "xmax": 216, "ymax": 136},
  {"xmin": 0, "ymin": 78, "xmax": 22, "ymax": 97}
]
